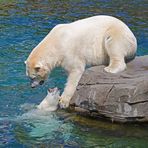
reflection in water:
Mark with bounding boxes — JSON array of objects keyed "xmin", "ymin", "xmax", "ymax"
[{"xmin": 0, "ymin": 0, "xmax": 148, "ymax": 147}]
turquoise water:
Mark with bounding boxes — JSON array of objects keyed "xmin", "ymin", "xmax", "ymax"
[{"xmin": 0, "ymin": 0, "xmax": 148, "ymax": 147}]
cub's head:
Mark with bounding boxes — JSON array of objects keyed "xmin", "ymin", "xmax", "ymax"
[{"xmin": 25, "ymin": 60, "xmax": 49, "ymax": 88}]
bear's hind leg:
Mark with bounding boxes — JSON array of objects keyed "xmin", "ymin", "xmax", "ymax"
[
  {"xmin": 104, "ymin": 56, "xmax": 126, "ymax": 73},
  {"xmin": 104, "ymin": 34, "xmax": 127, "ymax": 73}
]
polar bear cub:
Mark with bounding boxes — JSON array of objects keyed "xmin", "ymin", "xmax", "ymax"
[
  {"xmin": 25, "ymin": 15, "xmax": 137, "ymax": 108},
  {"xmin": 37, "ymin": 87, "xmax": 60, "ymax": 111}
]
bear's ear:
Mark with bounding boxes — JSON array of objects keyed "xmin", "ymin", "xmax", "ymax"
[{"xmin": 34, "ymin": 62, "xmax": 43, "ymax": 71}]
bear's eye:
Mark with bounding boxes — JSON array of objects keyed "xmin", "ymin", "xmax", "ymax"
[{"xmin": 34, "ymin": 67, "xmax": 40, "ymax": 72}]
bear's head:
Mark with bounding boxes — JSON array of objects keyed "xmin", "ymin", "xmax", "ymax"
[{"xmin": 25, "ymin": 59, "xmax": 49, "ymax": 88}]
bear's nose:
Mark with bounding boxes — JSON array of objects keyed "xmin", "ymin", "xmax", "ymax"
[{"xmin": 39, "ymin": 80, "xmax": 44, "ymax": 85}]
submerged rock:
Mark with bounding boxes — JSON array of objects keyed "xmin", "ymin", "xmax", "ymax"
[{"xmin": 70, "ymin": 56, "xmax": 148, "ymax": 123}]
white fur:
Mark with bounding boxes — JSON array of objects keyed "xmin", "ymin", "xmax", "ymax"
[
  {"xmin": 26, "ymin": 15, "xmax": 137, "ymax": 108},
  {"xmin": 37, "ymin": 88, "xmax": 60, "ymax": 111}
]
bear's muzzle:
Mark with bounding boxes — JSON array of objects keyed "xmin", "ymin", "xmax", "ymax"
[{"xmin": 30, "ymin": 78, "xmax": 44, "ymax": 88}]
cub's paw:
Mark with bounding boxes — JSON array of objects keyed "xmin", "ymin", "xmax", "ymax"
[{"xmin": 59, "ymin": 97, "xmax": 70, "ymax": 109}]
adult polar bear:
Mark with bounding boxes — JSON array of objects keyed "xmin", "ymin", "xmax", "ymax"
[{"xmin": 25, "ymin": 15, "xmax": 137, "ymax": 108}]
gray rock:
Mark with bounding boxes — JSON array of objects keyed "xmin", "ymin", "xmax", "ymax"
[{"xmin": 70, "ymin": 56, "xmax": 148, "ymax": 123}]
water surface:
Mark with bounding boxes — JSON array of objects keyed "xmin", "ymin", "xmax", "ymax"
[{"xmin": 0, "ymin": 0, "xmax": 148, "ymax": 147}]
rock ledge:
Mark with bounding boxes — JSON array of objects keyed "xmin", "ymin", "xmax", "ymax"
[{"xmin": 70, "ymin": 56, "xmax": 148, "ymax": 123}]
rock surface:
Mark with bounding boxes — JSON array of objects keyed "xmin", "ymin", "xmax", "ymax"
[{"xmin": 70, "ymin": 56, "xmax": 148, "ymax": 123}]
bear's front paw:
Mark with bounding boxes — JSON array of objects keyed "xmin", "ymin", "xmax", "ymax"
[{"xmin": 59, "ymin": 96, "xmax": 70, "ymax": 109}]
